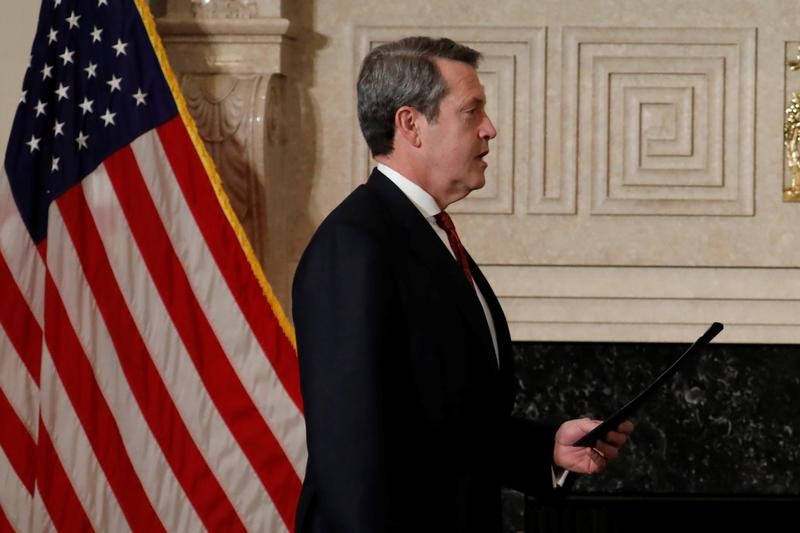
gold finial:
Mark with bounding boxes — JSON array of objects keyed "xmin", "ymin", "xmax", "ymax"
[
  {"xmin": 784, "ymin": 92, "xmax": 800, "ymax": 200},
  {"xmin": 784, "ymin": 46, "xmax": 800, "ymax": 201},
  {"xmin": 789, "ymin": 46, "xmax": 800, "ymax": 71}
]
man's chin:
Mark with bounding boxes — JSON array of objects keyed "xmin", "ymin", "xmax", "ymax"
[
  {"xmin": 446, "ymin": 175, "xmax": 486, "ymax": 205},
  {"xmin": 470, "ymin": 173, "xmax": 487, "ymax": 191}
]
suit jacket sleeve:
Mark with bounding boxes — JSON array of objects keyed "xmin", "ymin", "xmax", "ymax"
[
  {"xmin": 501, "ymin": 416, "xmax": 560, "ymax": 496},
  {"xmin": 292, "ymin": 221, "xmax": 394, "ymax": 532}
]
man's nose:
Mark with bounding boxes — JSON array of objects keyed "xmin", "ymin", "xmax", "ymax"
[{"xmin": 480, "ymin": 114, "xmax": 497, "ymax": 140}]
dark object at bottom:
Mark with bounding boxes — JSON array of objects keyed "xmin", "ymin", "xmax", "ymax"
[{"xmin": 524, "ymin": 494, "xmax": 798, "ymax": 533}]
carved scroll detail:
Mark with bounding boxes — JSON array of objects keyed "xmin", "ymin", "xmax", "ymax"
[{"xmin": 179, "ymin": 73, "xmax": 285, "ymax": 263}]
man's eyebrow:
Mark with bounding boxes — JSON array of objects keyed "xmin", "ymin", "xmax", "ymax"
[{"xmin": 461, "ymin": 95, "xmax": 486, "ymax": 108}]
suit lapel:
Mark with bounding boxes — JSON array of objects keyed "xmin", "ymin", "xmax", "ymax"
[
  {"xmin": 365, "ymin": 170, "xmax": 497, "ymax": 366},
  {"xmin": 468, "ymin": 254, "xmax": 514, "ymax": 370}
]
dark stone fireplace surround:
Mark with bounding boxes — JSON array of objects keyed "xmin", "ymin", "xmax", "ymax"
[{"xmin": 502, "ymin": 341, "xmax": 800, "ymax": 532}]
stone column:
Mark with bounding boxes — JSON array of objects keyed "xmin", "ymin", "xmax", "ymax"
[{"xmin": 156, "ymin": 0, "xmax": 290, "ymax": 295}]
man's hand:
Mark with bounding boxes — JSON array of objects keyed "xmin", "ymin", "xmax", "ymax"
[{"xmin": 553, "ymin": 418, "xmax": 634, "ymax": 475}]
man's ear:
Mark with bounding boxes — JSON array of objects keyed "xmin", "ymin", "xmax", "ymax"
[{"xmin": 395, "ymin": 106, "xmax": 423, "ymax": 148}]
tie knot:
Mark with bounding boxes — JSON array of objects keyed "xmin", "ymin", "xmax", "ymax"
[
  {"xmin": 434, "ymin": 211, "xmax": 455, "ymax": 233},
  {"xmin": 434, "ymin": 211, "xmax": 473, "ymax": 284}
]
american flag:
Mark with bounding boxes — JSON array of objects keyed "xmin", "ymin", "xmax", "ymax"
[{"xmin": 0, "ymin": 0, "xmax": 306, "ymax": 531}]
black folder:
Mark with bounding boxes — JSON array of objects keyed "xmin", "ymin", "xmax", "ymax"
[{"xmin": 572, "ymin": 322, "xmax": 724, "ymax": 447}]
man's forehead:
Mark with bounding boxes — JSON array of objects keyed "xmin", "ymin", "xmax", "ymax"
[{"xmin": 433, "ymin": 58, "xmax": 486, "ymax": 98}]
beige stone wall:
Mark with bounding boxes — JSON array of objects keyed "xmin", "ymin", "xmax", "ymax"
[{"xmin": 277, "ymin": 0, "xmax": 800, "ymax": 344}]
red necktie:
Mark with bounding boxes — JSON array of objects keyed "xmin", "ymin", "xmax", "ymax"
[{"xmin": 434, "ymin": 211, "xmax": 473, "ymax": 284}]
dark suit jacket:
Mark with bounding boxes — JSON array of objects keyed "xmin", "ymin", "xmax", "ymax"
[{"xmin": 292, "ymin": 169, "xmax": 558, "ymax": 533}]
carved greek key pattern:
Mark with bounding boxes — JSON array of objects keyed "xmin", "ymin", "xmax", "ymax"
[{"xmin": 564, "ymin": 27, "xmax": 756, "ymax": 216}]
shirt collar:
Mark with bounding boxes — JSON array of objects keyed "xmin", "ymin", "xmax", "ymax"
[{"xmin": 376, "ymin": 163, "xmax": 441, "ymax": 218}]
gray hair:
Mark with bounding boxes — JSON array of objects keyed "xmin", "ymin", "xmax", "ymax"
[{"xmin": 356, "ymin": 36, "xmax": 481, "ymax": 157}]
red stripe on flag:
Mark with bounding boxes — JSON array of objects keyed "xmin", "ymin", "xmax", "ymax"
[
  {"xmin": 43, "ymin": 257, "xmax": 165, "ymax": 533},
  {"xmin": 0, "ymin": 389, "xmax": 34, "ymax": 494},
  {"xmin": 0, "ymin": 502, "xmax": 14, "ymax": 533},
  {"xmin": 36, "ymin": 420, "xmax": 93, "ymax": 532},
  {"xmin": 59, "ymin": 181, "xmax": 247, "ymax": 532},
  {"xmin": 0, "ymin": 251, "xmax": 42, "ymax": 384},
  {"xmin": 103, "ymin": 144, "xmax": 301, "ymax": 531},
  {"xmin": 156, "ymin": 118, "xmax": 303, "ymax": 412}
]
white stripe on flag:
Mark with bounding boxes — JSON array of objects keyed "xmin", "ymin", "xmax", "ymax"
[
  {"xmin": 48, "ymin": 193, "xmax": 206, "ymax": 532},
  {"xmin": 38, "ymin": 344, "xmax": 130, "ymax": 533},
  {"xmin": 0, "ymin": 170, "xmax": 44, "ymax": 326},
  {"xmin": 131, "ymin": 130, "xmax": 307, "ymax": 478},
  {"xmin": 0, "ymin": 324, "xmax": 38, "ymax": 438},
  {"xmin": 31, "ymin": 485, "xmax": 56, "ymax": 533},
  {"xmin": 0, "ymin": 443, "xmax": 33, "ymax": 532},
  {"xmin": 82, "ymin": 162, "xmax": 284, "ymax": 532}
]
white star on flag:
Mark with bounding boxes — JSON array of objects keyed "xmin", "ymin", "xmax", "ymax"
[
  {"xmin": 84, "ymin": 61, "xmax": 98, "ymax": 79},
  {"xmin": 19, "ymin": 90, "xmax": 26, "ymax": 104},
  {"xmin": 34, "ymin": 100, "xmax": 47, "ymax": 117},
  {"xmin": 100, "ymin": 109, "xmax": 116, "ymax": 126},
  {"xmin": 47, "ymin": 28, "xmax": 58, "ymax": 44},
  {"xmin": 79, "ymin": 97, "xmax": 94, "ymax": 115},
  {"xmin": 53, "ymin": 120, "xmax": 65, "ymax": 136},
  {"xmin": 133, "ymin": 88, "xmax": 147, "ymax": 106},
  {"xmin": 98, "ymin": 0, "xmax": 108, "ymax": 5},
  {"xmin": 41, "ymin": 63, "xmax": 53, "ymax": 80},
  {"xmin": 75, "ymin": 130, "xmax": 89, "ymax": 149},
  {"xmin": 91, "ymin": 26, "xmax": 103, "ymax": 43},
  {"xmin": 55, "ymin": 83, "xmax": 69, "ymax": 100},
  {"xmin": 26, "ymin": 135, "xmax": 41, "ymax": 153},
  {"xmin": 59, "ymin": 47, "xmax": 75, "ymax": 65},
  {"xmin": 51, "ymin": 156, "xmax": 60, "ymax": 172},
  {"xmin": 107, "ymin": 75, "xmax": 122, "ymax": 92},
  {"xmin": 66, "ymin": 11, "xmax": 81, "ymax": 29},
  {"xmin": 113, "ymin": 38, "xmax": 128, "ymax": 56}
]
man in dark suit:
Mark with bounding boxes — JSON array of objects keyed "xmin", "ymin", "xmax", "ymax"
[{"xmin": 292, "ymin": 36, "xmax": 633, "ymax": 533}]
